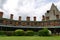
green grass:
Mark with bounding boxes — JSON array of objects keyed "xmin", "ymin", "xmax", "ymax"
[{"xmin": 0, "ymin": 36, "xmax": 60, "ymax": 40}]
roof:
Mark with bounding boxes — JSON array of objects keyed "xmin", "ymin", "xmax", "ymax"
[{"xmin": 0, "ymin": 24, "xmax": 60, "ymax": 28}]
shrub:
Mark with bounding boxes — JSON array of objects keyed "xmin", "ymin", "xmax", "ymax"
[
  {"xmin": 5, "ymin": 31, "xmax": 15, "ymax": 36},
  {"xmin": 25, "ymin": 30, "xmax": 34, "ymax": 36},
  {"xmin": 38, "ymin": 28, "xmax": 52, "ymax": 36},
  {"xmin": 15, "ymin": 29, "xmax": 25, "ymax": 36},
  {"xmin": 0, "ymin": 31, "xmax": 5, "ymax": 35}
]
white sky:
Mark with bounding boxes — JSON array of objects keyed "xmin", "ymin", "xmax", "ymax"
[{"xmin": 0, "ymin": 0, "xmax": 60, "ymax": 21}]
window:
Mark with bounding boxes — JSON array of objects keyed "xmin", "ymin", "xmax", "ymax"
[
  {"xmin": 46, "ymin": 17, "xmax": 49, "ymax": 20},
  {"xmin": 0, "ymin": 20, "xmax": 3, "ymax": 23},
  {"xmin": 53, "ymin": 10, "xmax": 55, "ymax": 15},
  {"xmin": 19, "ymin": 22, "xmax": 21, "ymax": 25},
  {"xmin": 10, "ymin": 21, "xmax": 12, "ymax": 24},
  {"xmin": 56, "ymin": 15, "xmax": 59, "ymax": 19},
  {"xmin": 27, "ymin": 22, "xmax": 29, "ymax": 25}
]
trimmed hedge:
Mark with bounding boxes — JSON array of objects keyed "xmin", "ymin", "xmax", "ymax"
[
  {"xmin": 0, "ymin": 31, "xmax": 5, "ymax": 35},
  {"xmin": 15, "ymin": 29, "xmax": 25, "ymax": 36},
  {"xmin": 0, "ymin": 31, "xmax": 15, "ymax": 36},
  {"xmin": 5, "ymin": 31, "xmax": 15, "ymax": 36},
  {"xmin": 0, "ymin": 29, "xmax": 52, "ymax": 36},
  {"xmin": 25, "ymin": 30, "xmax": 34, "ymax": 36},
  {"xmin": 38, "ymin": 28, "xmax": 52, "ymax": 36}
]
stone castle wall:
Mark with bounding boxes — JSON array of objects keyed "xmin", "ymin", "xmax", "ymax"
[{"xmin": 0, "ymin": 3, "xmax": 60, "ymax": 27}]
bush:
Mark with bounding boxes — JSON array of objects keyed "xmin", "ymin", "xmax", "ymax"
[
  {"xmin": 5, "ymin": 31, "xmax": 15, "ymax": 36},
  {"xmin": 15, "ymin": 29, "xmax": 25, "ymax": 36},
  {"xmin": 0, "ymin": 31, "xmax": 5, "ymax": 35},
  {"xmin": 38, "ymin": 28, "xmax": 52, "ymax": 36},
  {"xmin": 25, "ymin": 30, "xmax": 34, "ymax": 36}
]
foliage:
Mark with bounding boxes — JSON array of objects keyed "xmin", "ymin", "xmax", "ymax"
[
  {"xmin": 0, "ymin": 31, "xmax": 5, "ymax": 35},
  {"xmin": 0, "ymin": 28, "xmax": 52, "ymax": 36},
  {"xmin": 5, "ymin": 31, "xmax": 15, "ymax": 36},
  {"xmin": 38, "ymin": 28, "xmax": 52, "ymax": 36},
  {"xmin": 15, "ymin": 29, "xmax": 25, "ymax": 36},
  {"xmin": 25, "ymin": 30, "xmax": 34, "ymax": 36}
]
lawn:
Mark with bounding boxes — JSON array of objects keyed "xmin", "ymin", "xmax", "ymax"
[{"xmin": 0, "ymin": 36, "xmax": 60, "ymax": 40}]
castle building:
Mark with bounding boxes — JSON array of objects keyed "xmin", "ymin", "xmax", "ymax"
[
  {"xmin": 0, "ymin": 3, "xmax": 60, "ymax": 32},
  {"xmin": 42, "ymin": 3, "xmax": 60, "ymax": 21}
]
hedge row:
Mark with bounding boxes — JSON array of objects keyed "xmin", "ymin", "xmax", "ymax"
[{"xmin": 0, "ymin": 28, "xmax": 52, "ymax": 36}]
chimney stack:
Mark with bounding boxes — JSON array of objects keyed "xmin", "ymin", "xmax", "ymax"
[
  {"xmin": 26, "ymin": 16, "xmax": 30, "ymax": 21},
  {"xmin": 42, "ymin": 15, "xmax": 45, "ymax": 21},
  {"xmin": 10, "ymin": 14, "xmax": 13, "ymax": 20},
  {"xmin": 0, "ymin": 12, "xmax": 3, "ymax": 18},
  {"xmin": 19, "ymin": 16, "xmax": 21, "ymax": 21},
  {"xmin": 34, "ymin": 16, "xmax": 36, "ymax": 21}
]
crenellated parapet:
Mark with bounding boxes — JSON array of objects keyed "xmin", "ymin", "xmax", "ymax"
[{"xmin": 0, "ymin": 3, "xmax": 60, "ymax": 27}]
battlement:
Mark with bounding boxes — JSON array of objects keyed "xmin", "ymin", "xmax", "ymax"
[
  {"xmin": 0, "ymin": 3, "xmax": 60, "ymax": 27},
  {"xmin": 0, "ymin": 11, "xmax": 37, "ymax": 21}
]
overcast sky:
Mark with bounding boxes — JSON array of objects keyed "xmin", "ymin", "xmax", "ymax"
[{"xmin": 0, "ymin": 0, "xmax": 60, "ymax": 21}]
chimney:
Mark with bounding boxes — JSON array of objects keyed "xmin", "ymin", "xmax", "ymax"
[
  {"xmin": 10, "ymin": 14, "xmax": 13, "ymax": 20},
  {"xmin": 0, "ymin": 12, "xmax": 3, "ymax": 18},
  {"xmin": 26, "ymin": 16, "xmax": 30, "ymax": 21},
  {"xmin": 34, "ymin": 16, "xmax": 36, "ymax": 21},
  {"xmin": 19, "ymin": 16, "xmax": 21, "ymax": 21},
  {"xmin": 42, "ymin": 15, "xmax": 45, "ymax": 21}
]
